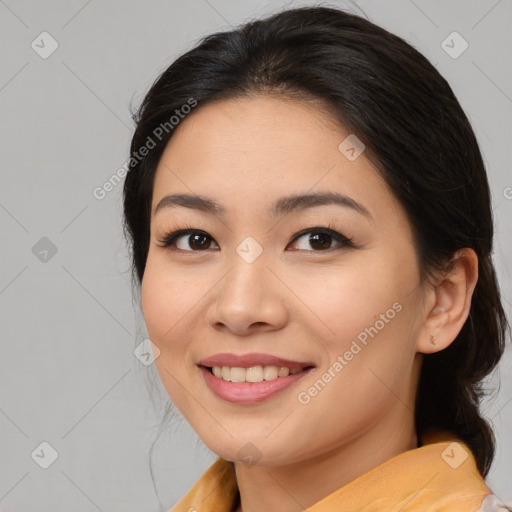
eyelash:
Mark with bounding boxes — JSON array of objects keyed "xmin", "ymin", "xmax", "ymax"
[{"xmin": 156, "ymin": 222, "xmax": 356, "ymax": 253}]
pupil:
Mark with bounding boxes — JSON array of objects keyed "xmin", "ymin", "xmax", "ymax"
[
  {"xmin": 190, "ymin": 234, "xmax": 209, "ymax": 250},
  {"xmin": 310, "ymin": 233, "xmax": 330, "ymax": 250}
]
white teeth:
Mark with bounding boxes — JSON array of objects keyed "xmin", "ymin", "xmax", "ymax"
[
  {"xmin": 229, "ymin": 367, "xmax": 246, "ymax": 383},
  {"xmin": 278, "ymin": 367, "xmax": 290, "ymax": 377},
  {"xmin": 246, "ymin": 366, "xmax": 263, "ymax": 382},
  {"xmin": 263, "ymin": 366, "xmax": 278, "ymax": 380},
  {"xmin": 221, "ymin": 366, "xmax": 231, "ymax": 381},
  {"xmin": 210, "ymin": 365, "xmax": 305, "ymax": 383}
]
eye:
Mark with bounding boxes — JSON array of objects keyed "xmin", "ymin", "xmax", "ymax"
[
  {"xmin": 156, "ymin": 229, "xmax": 219, "ymax": 251},
  {"xmin": 156, "ymin": 225, "xmax": 355, "ymax": 252},
  {"xmin": 288, "ymin": 227, "xmax": 355, "ymax": 251}
]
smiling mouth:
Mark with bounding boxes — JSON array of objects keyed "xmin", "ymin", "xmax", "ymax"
[{"xmin": 201, "ymin": 365, "xmax": 315, "ymax": 383}]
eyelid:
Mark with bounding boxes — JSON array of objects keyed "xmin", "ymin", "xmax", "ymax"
[
  {"xmin": 155, "ymin": 228, "xmax": 217, "ymax": 250},
  {"xmin": 156, "ymin": 223, "xmax": 356, "ymax": 252},
  {"xmin": 289, "ymin": 226, "xmax": 355, "ymax": 249}
]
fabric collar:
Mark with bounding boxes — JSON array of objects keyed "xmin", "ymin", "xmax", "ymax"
[{"xmin": 170, "ymin": 429, "xmax": 492, "ymax": 512}]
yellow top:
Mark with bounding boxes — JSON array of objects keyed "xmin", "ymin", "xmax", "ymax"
[{"xmin": 169, "ymin": 429, "xmax": 496, "ymax": 512}]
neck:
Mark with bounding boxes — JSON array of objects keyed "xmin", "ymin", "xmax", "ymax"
[{"xmin": 232, "ymin": 415, "xmax": 418, "ymax": 512}]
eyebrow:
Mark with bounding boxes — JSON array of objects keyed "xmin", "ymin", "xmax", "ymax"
[{"xmin": 154, "ymin": 191, "xmax": 371, "ymax": 219}]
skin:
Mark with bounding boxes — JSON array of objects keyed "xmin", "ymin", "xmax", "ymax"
[{"xmin": 141, "ymin": 95, "xmax": 478, "ymax": 512}]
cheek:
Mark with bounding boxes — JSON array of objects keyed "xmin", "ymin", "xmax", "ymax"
[
  {"xmin": 297, "ymin": 262, "xmax": 399, "ymax": 339},
  {"xmin": 141, "ymin": 266, "xmax": 166, "ymax": 341},
  {"xmin": 141, "ymin": 261, "xmax": 196, "ymax": 407},
  {"xmin": 298, "ymin": 249, "xmax": 419, "ymax": 368},
  {"xmin": 141, "ymin": 259, "xmax": 192, "ymax": 349}
]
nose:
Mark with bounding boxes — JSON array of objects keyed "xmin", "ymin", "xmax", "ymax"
[{"xmin": 206, "ymin": 255, "xmax": 289, "ymax": 336}]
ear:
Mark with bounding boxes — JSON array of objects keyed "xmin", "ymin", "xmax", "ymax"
[{"xmin": 416, "ymin": 248, "xmax": 478, "ymax": 354}]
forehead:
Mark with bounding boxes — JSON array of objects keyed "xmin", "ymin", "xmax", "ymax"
[
  {"xmin": 160, "ymin": 95, "xmax": 342, "ymax": 156},
  {"xmin": 150, "ymin": 95, "xmax": 395, "ymax": 222}
]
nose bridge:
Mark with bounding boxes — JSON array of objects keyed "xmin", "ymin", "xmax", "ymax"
[
  {"xmin": 235, "ymin": 234, "xmax": 265, "ymax": 266},
  {"xmin": 222, "ymin": 237, "xmax": 270, "ymax": 305},
  {"xmin": 209, "ymin": 237, "xmax": 288, "ymax": 333}
]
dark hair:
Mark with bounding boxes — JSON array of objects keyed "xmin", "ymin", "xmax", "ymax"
[{"xmin": 123, "ymin": 5, "xmax": 509, "ymax": 480}]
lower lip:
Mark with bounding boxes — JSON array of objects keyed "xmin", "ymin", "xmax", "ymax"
[{"xmin": 199, "ymin": 366, "xmax": 314, "ymax": 405}]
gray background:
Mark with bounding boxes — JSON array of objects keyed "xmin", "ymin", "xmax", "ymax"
[{"xmin": 0, "ymin": 0, "xmax": 511, "ymax": 510}]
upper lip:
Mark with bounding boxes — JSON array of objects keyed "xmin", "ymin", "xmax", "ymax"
[{"xmin": 198, "ymin": 353, "xmax": 315, "ymax": 369}]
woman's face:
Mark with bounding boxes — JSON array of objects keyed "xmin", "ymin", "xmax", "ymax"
[{"xmin": 141, "ymin": 95, "xmax": 429, "ymax": 466}]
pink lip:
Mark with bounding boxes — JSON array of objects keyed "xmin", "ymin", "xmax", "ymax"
[
  {"xmin": 198, "ymin": 352, "xmax": 314, "ymax": 369},
  {"xmin": 199, "ymin": 366, "xmax": 314, "ymax": 405}
]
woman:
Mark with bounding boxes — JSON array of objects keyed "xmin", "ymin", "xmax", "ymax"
[{"xmin": 122, "ymin": 6, "xmax": 510, "ymax": 512}]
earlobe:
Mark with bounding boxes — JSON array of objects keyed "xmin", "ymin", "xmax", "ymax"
[{"xmin": 417, "ymin": 248, "xmax": 478, "ymax": 355}]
